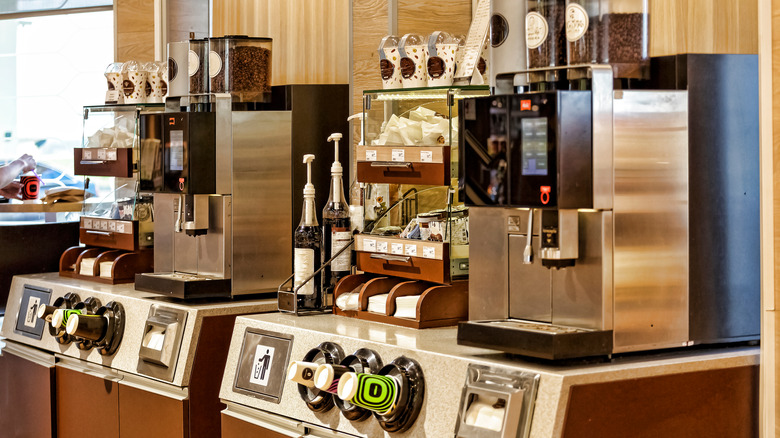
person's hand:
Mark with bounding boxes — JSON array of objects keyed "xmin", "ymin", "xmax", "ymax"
[
  {"xmin": 0, "ymin": 181, "xmax": 23, "ymax": 200},
  {"xmin": 15, "ymin": 154, "xmax": 36, "ymax": 173}
]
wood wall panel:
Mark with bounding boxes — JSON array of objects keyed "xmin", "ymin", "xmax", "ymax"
[
  {"xmin": 115, "ymin": 0, "xmax": 155, "ymax": 62},
  {"xmin": 352, "ymin": 0, "xmax": 389, "ymax": 117},
  {"xmin": 650, "ymin": 0, "xmax": 758, "ymax": 56},
  {"xmin": 212, "ymin": 0, "xmax": 349, "ymax": 86},
  {"xmin": 772, "ymin": 0, "xmax": 780, "ymax": 432}
]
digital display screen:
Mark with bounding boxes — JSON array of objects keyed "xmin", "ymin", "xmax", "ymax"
[
  {"xmin": 169, "ymin": 130, "xmax": 184, "ymax": 171},
  {"xmin": 521, "ymin": 117, "xmax": 548, "ymax": 176}
]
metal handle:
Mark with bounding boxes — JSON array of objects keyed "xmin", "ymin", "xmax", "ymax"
[
  {"xmin": 370, "ymin": 253, "xmax": 411, "ymax": 263},
  {"xmin": 80, "ymin": 160, "xmax": 108, "ymax": 165},
  {"xmin": 370, "ymin": 161, "xmax": 412, "ymax": 168},
  {"xmin": 523, "ymin": 209, "xmax": 533, "ymax": 264},
  {"xmin": 86, "ymin": 230, "xmax": 112, "ymax": 236}
]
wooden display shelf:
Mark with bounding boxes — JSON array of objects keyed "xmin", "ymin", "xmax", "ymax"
[
  {"xmin": 356, "ymin": 145, "xmax": 450, "ymax": 185},
  {"xmin": 333, "ymin": 273, "xmax": 468, "ymax": 329},
  {"xmin": 73, "ymin": 147, "xmax": 133, "ymax": 178},
  {"xmin": 59, "ymin": 245, "xmax": 153, "ymax": 284},
  {"xmin": 355, "ymin": 234, "xmax": 450, "ymax": 284}
]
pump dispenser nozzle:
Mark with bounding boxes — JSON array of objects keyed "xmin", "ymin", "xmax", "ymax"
[
  {"xmin": 327, "ymin": 133, "xmax": 343, "ymax": 176},
  {"xmin": 303, "ymin": 154, "xmax": 316, "ymax": 198}
]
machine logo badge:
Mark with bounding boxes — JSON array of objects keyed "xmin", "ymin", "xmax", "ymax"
[
  {"xmin": 250, "ymin": 344, "xmax": 275, "ymax": 386},
  {"xmin": 169, "ymin": 117, "xmax": 176, "ymax": 125},
  {"xmin": 540, "ymin": 186, "xmax": 551, "ymax": 205},
  {"xmin": 521, "ymin": 99, "xmax": 532, "ymax": 111}
]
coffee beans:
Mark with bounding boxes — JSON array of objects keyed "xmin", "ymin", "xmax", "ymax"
[
  {"xmin": 527, "ymin": 1, "xmax": 566, "ymax": 68},
  {"xmin": 567, "ymin": 12, "xmax": 648, "ymax": 78},
  {"xmin": 211, "ymin": 45, "xmax": 271, "ymax": 102}
]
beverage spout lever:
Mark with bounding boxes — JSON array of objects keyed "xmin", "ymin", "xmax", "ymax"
[{"xmin": 523, "ymin": 209, "xmax": 533, "ymax": 264}]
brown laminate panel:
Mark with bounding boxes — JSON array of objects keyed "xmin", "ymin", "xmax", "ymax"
[
  {"xmin": 56, "ymin": 365, "xmax": 120, "ymax": 438},
  {"xmin": 0, "ymin": 352, "xmax": 56, "ymax": 438},
  {"xmin": 118, "ymin": 383, "xmax": 187, "ymax": 438},
  {"xmin": 221, "ymin": 412, "xmax": 290, "ymax": 438},
  {"xmin": 562, "ymin": 365, "xmax": 759, "ymax": 438}
]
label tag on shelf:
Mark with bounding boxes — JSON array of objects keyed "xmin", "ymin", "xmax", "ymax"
[
  {"xmin": 107, "ymin": 149, "xmax": 117, "ymax": 161},
  {"xmin": 392, "ymin": 149, "xmax": 405, "ymax": 162},
  {"xmin": 83, "ymin": 149, "xmax": 93, "ymax": 160},
  {"xmin": 420, "ymin": 150, "xmax": 433, "ymax": 163},
  {"xmin": 83, "ymin": 218, "xmax": 93, "ymax": 229},
  {"xmin": 116, "ymin": 222, "xmax": 126, "ymax": 234},
  {"xmin": 404, "ymin": 244, "xmax": 418, "ymax": 257},
  {"xmin": 422, "ymin": 246, "xmax": 436, "ymax": 259},
  {"xmin": 377, "ymin": 241, "xmax": 388, "ymax": 253},
  {"xmin": 363, "ymin": 238, "xmax": 377, "ymax": 252},
  {"xmin": 108, "ymin": 221, "xmax": 117, "ymax": 231},
  {"xmin": 391, "ymin": 242, "xmax": 404, "ymax": 255},
  {"xmin": 97, "ymin": 149, "xmax": 107, "ymax": 160},
  {"xmin": 366, "ymin": 150, "xmax": 377, "ymax": 161}
]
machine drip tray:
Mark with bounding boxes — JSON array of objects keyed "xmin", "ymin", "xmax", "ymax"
[
  {"xmin": 134, "ymin": 272, "xmax": 231, "ymax": 299},
  {"xmin": 457, "ymin": 319, "xmax": 613, "ymax": 361}
]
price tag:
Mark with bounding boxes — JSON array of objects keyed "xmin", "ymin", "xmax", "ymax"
[
  {"xmin": 83, "ymin": 218, "xmax": 93, "ymax": 229},
  {"xmin": 420, "ymin": 150, "xmax": 433, "ymax": 163},
  {"xmin": 97, "ymin": 149, "xmax": 107, "ymax": 160},
  {"xmin": 116, "ymin": 222, "xmax": 126, "ymax": 234},
  {"xmin": 107, "ymin": 149, "xmax": 118, "ymax": 161},
  {"xmin": 404, "ymin": 244, "xmax": 418, "ymax": 257},
  {"xmin": 363, "ymin": 238, "xmax": 377, "ymax": 252},
  {"xmin": 423, "ymin": 246, "xmax": 436, "ymax": 259},
  {"xmin": 108, "ymin": 221, "xmax": 117, "ymax": 231},
  {"xmin": 249, "ymin": 344, "xmax": 275, "ymax": 386},
  {"xmin": 392, "ymin": 149, "xmax": 405, "ymax": 162},
  {"xmin": 391, "ymin": 242, "xmax": 404, "ymax": 255},
  {"xmin": 365, "ymin": 150, "xmax": 377, "ymax": 161},
  {"xmin": 83, "ymin": 149, "xmax": 93, "ymax": 160},
  {"xmin": 377, "ymin": 241, "xmax": 388, "ymax": 253}
]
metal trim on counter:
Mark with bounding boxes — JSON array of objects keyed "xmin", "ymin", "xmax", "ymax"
[
  {"xmin": 0, "ymin": 340, "xmax": 56, "ymax": 367},
  {"xmin": 119, "ymin": 372, "xmax": 189, "ymax": 401},
  {"xmin": 56, "ymin": 355, "xmax": 122, "ymax": 382},
  {"xmin": 222, "ymin": 402, "xmax": 307, "ymax": 436}
]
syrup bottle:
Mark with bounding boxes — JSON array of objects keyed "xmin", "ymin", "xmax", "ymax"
[
  {"xmin": 322, "ymin": 133, "xmax": 351, "ymax": 299},
  {"xmin": 294, "ymin": 154, "xmax": 323, "ymax": 310}
]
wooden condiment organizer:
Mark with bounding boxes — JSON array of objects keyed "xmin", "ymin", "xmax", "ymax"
[
  {"xmin": 59, "ymin": 246, "xmax": 153, "ymax": 284},
  {"xmin": 73, "ymin": 147, "xmax": 133, "ymax": 178},
  {"xmin": 334, "ymin": 273, "xmax": 468, "ymax": 329},
  {"xmin": 356, "ymin": 145, "xmax": 450, "ymax": 186},
  {"xmin": 355, "ymin": 234, "xmax": 452, "ymax": 284}
]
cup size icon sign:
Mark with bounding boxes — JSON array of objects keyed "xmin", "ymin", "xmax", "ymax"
[
  {"xmin": 21, "ymin": 175, "xmax": 39, "ymax": 200},
  {"xmin": 338, "ymin": 373, "xmax": 398, "ymax": 414}
]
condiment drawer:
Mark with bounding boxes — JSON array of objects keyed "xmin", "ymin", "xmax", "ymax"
[
  {"xmin": 356, "ymin": 145, "xmax": 450, "ymax": 185},
  {"xmin": 73, "ymin": 147, "xmax": 133, "ymax": 177},
  {"xmin": 79, "ymin": 218, "xmax": 139, "ymax": 251},
  {"xmin": 355, "ymin": 234, "xmax": 451, "ymax": 284}
]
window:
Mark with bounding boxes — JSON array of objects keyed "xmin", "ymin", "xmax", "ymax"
[{"xmin": 0, "ymin": 8, "xmax": 113, "ymax": 179}]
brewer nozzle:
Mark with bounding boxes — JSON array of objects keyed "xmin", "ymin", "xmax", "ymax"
[{"xmin": 523, "ymin": 209, "xmax": 534, "ymax": 264}]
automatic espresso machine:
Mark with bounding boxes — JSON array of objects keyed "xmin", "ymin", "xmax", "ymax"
[
  {"xmin": 135, "ymin": 86, "xmax": 348, "ymax": 299},
  {"xmin": 457, "ymin": 55, "xmax": 760, "ymax": 360}
]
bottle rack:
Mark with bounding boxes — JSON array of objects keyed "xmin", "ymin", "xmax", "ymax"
[{"xmin": 334, "ymin": 273, "xmax": 468, "ymax": 329}]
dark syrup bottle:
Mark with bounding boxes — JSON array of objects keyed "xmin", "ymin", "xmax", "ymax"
[
  {"xmin": 322, "ymin": 133, "xmax": 352, "ymax": 299},
  {"xmin": 294, "ymin": 154, "xmax": 323, "ymax": 310}
]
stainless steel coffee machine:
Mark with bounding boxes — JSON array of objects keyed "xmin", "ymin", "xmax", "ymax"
[
  {"xmin": 457, "ymin": 55, "xmax": 760, "ymax": 360},
  {"xmin": 135, "ymin": 85, "xmax": 348, "ymax": 299}
]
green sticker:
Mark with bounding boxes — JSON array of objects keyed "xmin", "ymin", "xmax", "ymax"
[
  {"xmin": 60, "ymin": 309, "xmax": 83, "ymax": 327},
  {"xmin": 350, "ymin": 374, "xmax": 397, "ymax": 414}
]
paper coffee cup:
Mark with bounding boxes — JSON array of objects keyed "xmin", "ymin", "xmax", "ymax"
[
  {"xmin": 337, "ymin": 372, "xmax": 399, "ymax": 414},
  {"xmin": 400, "ymin": 45, "xmax": 427, "ymax": 88},
  {"xmin": 314, "ymin": 363, "xmax": 351, "ymax": 394},
  {"xmin": 426, "ymin": 43, "xmax": 458, "ymax": 87},
  {"xmin": 287, "ymin": 361, "xmax": 319, "ymax": 388}
]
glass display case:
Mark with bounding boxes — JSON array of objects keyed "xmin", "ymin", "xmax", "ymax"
[
  {"xmin": 61, "ymin": 103, "xmax": 163, "ymax": 283},
  {"xmin": 356, "ymin": 85, "xmax": 488, "ymax": 285}
]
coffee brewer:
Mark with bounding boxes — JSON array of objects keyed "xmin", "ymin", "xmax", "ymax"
[
  {"xmin": 457, "ymin": 55, "xmax": 760, "ymax": 360},
  {"xmin": 135, "ymin": 86, "xmax": 348, "ymax": 299}
]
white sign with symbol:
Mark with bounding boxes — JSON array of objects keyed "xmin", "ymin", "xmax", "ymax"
[
  {"xmin": 377, "ymin": 241, "xmax": 388, "ymax": 253},
  {"xmin": 392, "ymin": 149, "xmax": 405, "ymax": 162},
  {"xmin": 365, "ymin": 150, "xmax": 377, "ymax": 161},
  {"xmin": 97, "ymin": 148, "xmax": 107, "ymax": 160},
  {"xmin": 420, "ymin": 151, "xmax": 433, "ymax": 163},
  {"xmin": 423, "ymin": 246, "xmax": 436, "ymax": 259},
  {"xmin": 24, "ymin": 297, "xmax": 41, "ymax": 328},
  {"xmin": 250, "ymin": 344, "xmax": 275, "ymax": 386},
  {"xmin": 391, "ymin": 242, "xmax": 404, "ymax": 255},
  {"xmin": 83, "ymin": 150, "xmax": 93, "ymax": 160},
  {"xmin": 404, "ymin": 244, "xmax": 417, "ymax": 257},
  {"xmin": 363, "ymin": 238, "xmax": 376, "ymax": 252}
]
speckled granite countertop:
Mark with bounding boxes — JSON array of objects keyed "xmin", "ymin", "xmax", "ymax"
[{"xmin": 219, "ymin": 313, "xmax": 758, "ymax": 438}]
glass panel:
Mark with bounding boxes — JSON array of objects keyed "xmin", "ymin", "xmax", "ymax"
[{"xmin": 0, "ymin": 1, "xmax": 112, "ymax": 15}]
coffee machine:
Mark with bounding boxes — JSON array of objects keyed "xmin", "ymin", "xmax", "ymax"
[
  {"xmin": 135, "ymin": 85, "xmax": 349, "ymax": 299},
  {"xmin": 457, "ymin": 55, "xmax": 760, "ymax": 360}
]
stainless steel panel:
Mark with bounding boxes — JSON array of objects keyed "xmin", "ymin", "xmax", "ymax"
[
  {"xmin": 196, "ymin": 195, "xmax": 230, "ymax": 277},
  {"xmin": 612, "ymin": 90, "xmax": 689, "ymax": 352},
  {"xmin": 591, "ymin": 65, "xmax": 614, "ymax": 210},
  {"xmin": 231, "ymin": 111, "xmax": 293, "ymax": 295},
  {"xmin": 153, "ymin": 194, "xmax": 175, "ymax": 272},
  {"xmin": 551, "ymin": 211, "xmax": 612, "ymax": 330},
  {"xmin": 215, "ymin": 94, "xmax": 233, "ymax": 194},
  {"xmin": 490, "ymin": 0, "xmax": 527, "ymax": 91},
  {"xmin": 468, "ymin": 207, "xmax": 510, "ymax": 320},
  {"xmin": 509, "ymin": 234, "xmax": 552, "ymax": 323}
]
